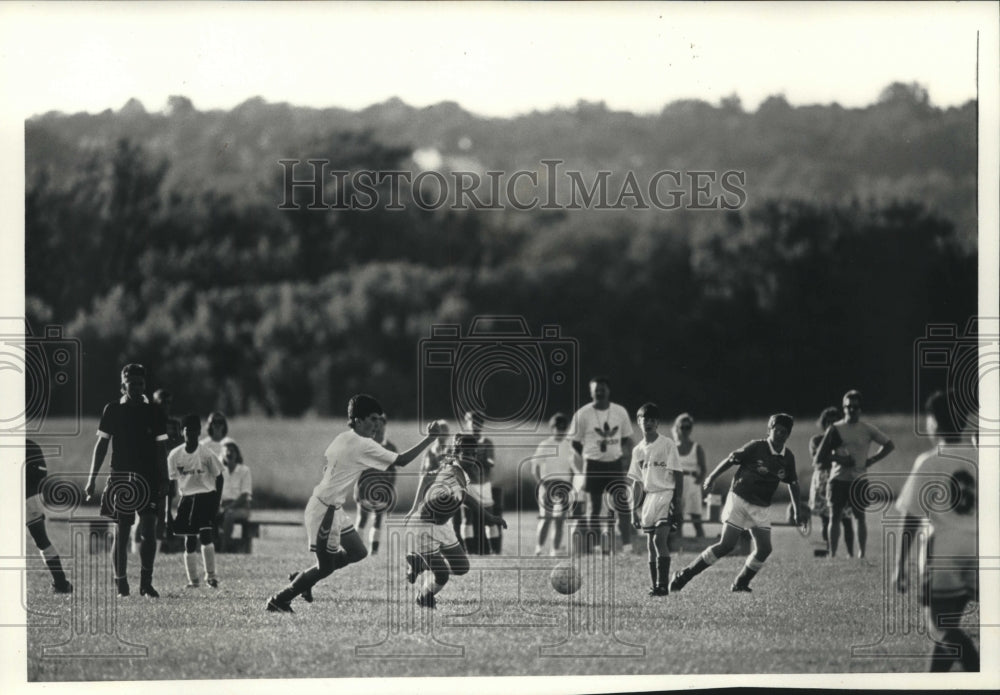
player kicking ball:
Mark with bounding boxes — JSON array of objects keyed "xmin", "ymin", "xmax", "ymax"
[
  {"xmin": 266, "ymin": 395, "xmax": 445, "ymax": 613},
  {"xmin": 404, "ymin": 434, "xmax": 507, "ymax": 608},
  {"xmin": 167, "ymin": 414, "xmax": 225, "ymax": 589},
  {"xmin": 628, "ymin": 403, "xmax": 684, "ymax": 596},
  {"xmin": 670, "ymin": 413, "xmax": 805, "ymax": 593}
]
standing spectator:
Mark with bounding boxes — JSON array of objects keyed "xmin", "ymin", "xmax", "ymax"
[
  {"xmin": 570, "ymin": 376, "xmax": 634, "ymax": 552},
  {"xmin": 671, "ymin": 414, "xmax": 805, "ymax": 593},
  {"xmin": 265, "ymin": 395, "xmax": 445, "ymax": 613},
  {"xmin": 24, "ymin": 439, "xmax": 72, "ymax": 593},
  {"xmin": 672, "ymin": 413, "xmax": 706, "ymax": 538},
  {"xmin": 460, "ymin": 411, "xmax": 501, "ymax": 555},
  {"xmin": 808, "ymin": 406, "xmax": 855, "ymax": 556},
  {"xmin": 813, "ymin": 390, "xmax": 895, "ymax": 558},
  {"xmin": 355, "ymin": 414, "xmax": 398, "ymax": 554},
  {"xmin": 84, "ymin": 363, "xmax": 169, "ymax": 598},
  {"xmin": 200, "ymin": 411, "xmax": 229, "ymax": 461},
  {"xmin": 167, "ymin": 414, "xmax": 224, "ymax": 588},
  {"xmin": 531, "ymin": 413, "xmax": 582, "ymax": 556},
  {"xmin": 217, "ymin": 440, "xmax": 253, "ymax": 553},
  {"xmin": 894, "ymin": 391, "xmax": 978, "ymax": 672}
]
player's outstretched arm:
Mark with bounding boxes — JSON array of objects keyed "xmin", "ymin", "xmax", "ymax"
[
  {"xmin": 85, "ymin": 438, "xmax": 110, "ymax": 500},
  {"xmin": 702, "ymin": 457, "xmax": 735, "ymax": 494},
  {"xmin": 394, "ymin": 421, "xmax": 447, "ymax": 468},
  {"xmin": 463, "ymin": 495, "xmax": 506, "ymax": 529}
]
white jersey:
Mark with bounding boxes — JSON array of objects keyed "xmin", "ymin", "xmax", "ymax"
[
  {"xmin": 627, "ymin": 435, "xmax": 682, "ymax": 493},
  {"xmin": 221, "ymin": 463, "xmax": 253, "ymax": 503},
  {"xmin": 199, "ymin": 436, "xmax": 226, "ymax": 461},
  {"xmin": 571, "ymin": 402, "xmax": 634, "ymax": 461},
  {"xmin": 533, "ymin": 436, "xmax": 578, "ymax": 482},
  {"xmin": 311, "ymin": 429, "xmax": 398, "ymax": 507},
  {"xmin": 168, "ymin": 443, "xmax": 224, "ymax": 496},
  {"xmin": 676, "ymin": 441, "xmax": 701, "ymax": 474}
]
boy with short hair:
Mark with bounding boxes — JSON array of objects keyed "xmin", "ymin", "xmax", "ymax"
[
  {"xmin": 628, "ymin": 403, "xmax": 683, "ymax": 596},
  {"xmin": 168, "ymin": 414, "xmax": 225, "ymax": 588},
  {"xmin": 532, "ymin": 413, "xmax": 582, "ymax": 556},
  {"xmin": 405, "ymin": 434, "xmax": 507, "ymax": 608}
]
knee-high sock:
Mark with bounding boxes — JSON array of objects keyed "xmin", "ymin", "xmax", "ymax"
[
  {"xmin": 39, "ymin": 545, "xmax": 67, "ymax": 586},
  {"xmin": 202, "ymin": 543, "xmax": 217, "ymax": 579},
  {"xmin": 656, "ymin": 556, "xmax": 672, "ymax": 588},
  {"xmin": 184, "ymin": 552, "xmax": 199, "ymax": 584},
  {"xmin": 735, "ymin": 554, "xmax": 765, "ymax": 587}
]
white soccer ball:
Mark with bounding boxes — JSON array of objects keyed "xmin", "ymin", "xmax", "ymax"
[{"xmin": 550, "ymin": 562, "xmax": 581, "ymax": 595}]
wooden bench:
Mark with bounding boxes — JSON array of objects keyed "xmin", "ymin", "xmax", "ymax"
[{"xmin": 219, "ymin": 519, "xmax": 302, "ymax": 554}]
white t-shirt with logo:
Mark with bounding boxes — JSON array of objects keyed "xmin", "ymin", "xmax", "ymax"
[
  {"xmin": 311, "ymin": 429, "xmax": 398, "ymax": 507},
  {"xmin": 168, "ymin": 443, "xmax": 224, "ymax": 497},
  {"xmin": 570, "ymin": 403, "xmax": 634, "ymax": 461},
  {"xmin": 627, "ymin": 435, "xmax": 682, "ymax": 493}
]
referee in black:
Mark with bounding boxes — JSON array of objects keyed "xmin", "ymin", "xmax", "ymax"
[{"xmin": 85, "ymin": 363, "xmax": 170, "ymax": 598}]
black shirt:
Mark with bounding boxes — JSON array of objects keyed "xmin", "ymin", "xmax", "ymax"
[
  {"xmin": 97, "ymin": 396, "xmax": 168, "ymax": 476},
  {"xmin": 728, "ymin": 439, "xmax": 797, "ymax": 507}
]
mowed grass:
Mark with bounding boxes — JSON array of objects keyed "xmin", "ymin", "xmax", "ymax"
[
  {"xmin": 26, "ymin": 510, "xmax": 978, "ymax": 680},
  {"xmin": 35, "ymin": 414, "xmax": 932, "ymax": 511}
]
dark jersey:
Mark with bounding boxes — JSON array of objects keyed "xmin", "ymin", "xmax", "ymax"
[
  {"xmin": 97, "ymin": 397, "xmax": 168, "ymax": 476},
  {"xmin": 25, "ymin": 439, "xmax": 46, "ymax": 499},
  {"xmin": 728, "ymin": 439, "xmax": 797, "ymax": 508},
  {"xmin": 415, "ymin": 462, "xmax": 470, "ymax": 525}
]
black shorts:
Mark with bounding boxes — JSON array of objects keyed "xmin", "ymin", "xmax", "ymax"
[
  {"xmin": 100, "ymin": 472, "xmax": 160, "ymax": 523},
  {"xmin": 174, "ymin": 492, "xmax": 219, "ymax": 535},
  {"xmin": 828, "ymin": 478, "xmax": 868, "ymax": 513},
  {"xmin": 582, "ymin": 459, "xmax": 625, "ymax": 495}
]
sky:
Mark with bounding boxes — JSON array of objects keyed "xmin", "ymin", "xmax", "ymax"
[{"xmin": 0, "ymin": 1, "xmax": 992, "ymax": 120}]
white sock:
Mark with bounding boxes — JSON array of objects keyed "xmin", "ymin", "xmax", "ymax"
[
  {"xmin": 202, "ymin": 543, "xmax": 217, "ymax": 579},
  {"xmin": 184, "ymin": 552, "xmax": 199, "ymax": 584}
]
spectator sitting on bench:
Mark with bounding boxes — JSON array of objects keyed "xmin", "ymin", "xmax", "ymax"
[{"xmin": 216, "ymin": 440, "xmax": 253, "ymax": 552}]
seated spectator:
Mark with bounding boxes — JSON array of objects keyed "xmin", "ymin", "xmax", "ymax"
[{"xmin": 216, "ymin": 440, "xmax": 253, "ymax": 552}]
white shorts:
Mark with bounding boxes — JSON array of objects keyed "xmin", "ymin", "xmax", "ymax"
[
  {"xmin": 304, "ymin": 495, "xmax": 353, "ymax": 554},
  {"xmin": 639, "ymin": 489, "xmax": 675, "ymax": 532},
  {"xmin": 408, "ymin": 519, "xmax": 461, "ymax": 556},
  {"xmin": 25, "ymin": 494, "xmax": 45, "ymax": 525},
  {"xmin": 681, "ymin": 476, "xmax": 703, "ymax": 516},
  {"xmin": 721, "ymin": 493, "xmax": 771, "ymax": 530}
]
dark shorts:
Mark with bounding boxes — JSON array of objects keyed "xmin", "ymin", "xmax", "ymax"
[
  {"xmin": 582, "ymin": 459, "xmax": 624, "ymax": 495},
  {"xmin": 174, "ymin": 492, "xmax": 219, "ymax": 535},
  {"xmin": 100, "ymin": 472, "xmax": 160, "ymax": 523},
  {"xmin": 828, "ymin": 478, "xmax": 868, "ymax": 514}
]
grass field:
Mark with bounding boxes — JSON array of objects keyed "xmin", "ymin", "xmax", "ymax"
[
  {"xmin": 23, "ymin": 414, "xmax": 979, "ymax": 681},
  {"xmin": 25, "ymin": 508, "xmax": 978, "ymax": 681}
]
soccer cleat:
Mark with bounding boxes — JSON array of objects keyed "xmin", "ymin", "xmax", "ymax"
[
  {"xmin": 186, "ymin": 581, "xmax": 201, "ymax": 589},
  {"xmin": 116, "ymin": 577, "xmax": 130, "ymax": 597},
  {"xmin": 668, "ymin": 571, "xmax": 689, "ymax": 593},
  {"xmin": 52, "ymin": 581, "xmax": 73, "ymax": 594},
  {"xmin": 265, "ymin": 597, "xmax": 294, "ymax": 613},
  {"xmin": 289, "ymin": 572, "xmax": 313, "ymax": 603},
  {"xmin": 416, "ymin": 592, "xmax": 436, "ymax": 609},
  {"xmin": 139, "ymin": 584, "xmax": 160, "ymax": 598},
  {"xmin": 207, "ymin": 578, "xmax": 219, "ymax": 589},
  {"xmin": 731, "ymin": 583, "xmax": 753, "ymax": 593},
  {"xmin": 648, "ymin": 586, "xmax": 669, "ymax": 597}
]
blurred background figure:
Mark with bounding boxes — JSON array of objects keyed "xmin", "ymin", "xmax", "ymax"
[
  {"xmin": 216, "ymin": 440, "xmax": 253, "ymax": 553},
  {"xmin": 355, "ymin": 414, "xmax": 398, "ymax": 554},
  {"xmin": 808, "ymin": 406, "xmax": 854, "ymax": 556},
  {"xmin": 673, "ymin": 413, "xmax": 706, "ymax": 538},
  {"xmin": 460, "ymin": 411, "xmax": 501, "ymax": 555},
  {"xmin": 201, "ymin": 411, "xmax": 229, "ymax": 460},
  {"xmin": 24, "ymin": 439, "xmax": 72, "ymax": 594},
  {"xmin": 532, "ymin": 413, "xmax": 582, "ymax": 556}
]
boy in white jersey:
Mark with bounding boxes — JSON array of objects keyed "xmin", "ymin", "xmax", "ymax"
[
  {"xmin": 405, "ymin": 435, "xmax": 507, "ymax": 608},
  {"xmin": 266, "ymin": 394, "xmax": 446, "ymax": 613},
  {"xmin": 628, "ymin": 403, "xmax": 684, "ymax": 596},
  {"xmin": 532, "ymin": 413, "xmax": 582, "ymax": 556},
  {"xmin": 168, "ymin": 414, "xmax": 225, "ymax": 588},
  {"xmin": 673, "ymin": 413, "xmax": 706, "ymax": 538}
]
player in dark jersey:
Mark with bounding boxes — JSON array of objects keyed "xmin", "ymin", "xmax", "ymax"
[
  {"xmin": 459, "ymin": 410, "xmax": 501, "ymax": 555},
  {"xmin": 84, "ymin": 364, "xmax": 169, "ymax": 598},
  {"xmin": 670, "ymin": 414, "xmax": 805, "ymax": 593},
  {"xmin": 25, "ymin": 439, "xmax": 72, "ymax": 593},
  {"xmin": 404, "ymin": 434, "xmax": 506, "ymax": 607}
]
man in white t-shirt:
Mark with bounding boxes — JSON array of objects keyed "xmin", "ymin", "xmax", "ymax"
[
  {"xmin": 532, "ymin": 413, "xmax": 582, "ymax": 556},
  {"xmin": 168, "ymin": 414, "xmax": 225, "ymax": 588},
  {"xmin": 570, "ymin": 376, "xmax": 634, "ymax": 551},
  {"xmin": 265, "ymin": 394, "xmax": 446, "ymax": 613}
]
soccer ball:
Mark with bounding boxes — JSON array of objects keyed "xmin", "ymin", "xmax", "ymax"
[{"xmin": 550, "ymin": 563, "xmax": 581, "ymax": 595}]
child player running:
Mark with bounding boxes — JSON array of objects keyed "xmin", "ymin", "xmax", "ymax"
[{"xmin": 628, "ymin": 403, "xmax": 684, "ymax": 596}]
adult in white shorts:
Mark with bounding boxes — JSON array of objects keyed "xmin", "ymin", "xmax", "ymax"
[
  {"xmin": 671, "ymin": 414, "xmax": 805, "ymax": 594},
  {"xmin": 265, "ymin": 395, "xmax": 445, "ymax": 613}
]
